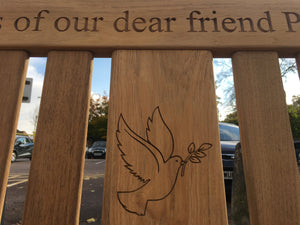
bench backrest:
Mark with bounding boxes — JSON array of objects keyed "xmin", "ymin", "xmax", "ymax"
[{"xmin": 0, "ymin": 1, "xmax": 299, "ymax": 225}]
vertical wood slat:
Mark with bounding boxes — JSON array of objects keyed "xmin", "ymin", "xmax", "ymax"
[
  {"xmin": 0, "ymin": 51, "xmax": 28, "ymax": 221},
  {"xmin": 22, "ymin": 51, "xmax": 93, "ymax": 225},
  {"xmin": 232, "ymin": 52, "xmax": 300, "ymax": 225},
  {"xmin": 102, "ymin": 50, "xmax": 228, "ymax": 225}
]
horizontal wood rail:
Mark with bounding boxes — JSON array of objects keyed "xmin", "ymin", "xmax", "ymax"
[{"xmin": 0, "ymin": 0, "xmax": 299, "ymax": 57}]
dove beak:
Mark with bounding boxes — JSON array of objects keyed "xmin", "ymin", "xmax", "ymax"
[{"xmin": 180, "ymin": 161, "xmax": 187, "ymax": 176}]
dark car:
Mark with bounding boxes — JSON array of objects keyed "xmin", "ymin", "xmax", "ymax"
[
  {"xmin": 219, "ymin": 123, "xmax": 300, "ymax": 198},
  {"xmin": 219, "ymin": 123, "xmax": 240, "ymax": 198},
  {"xmin": 86, "ymin": 141, "xmax": 106, "ymax": 159},
  {"xmin": 12, "ymin": 135, "xmax": 34, "ymax": 162},
  {"xmin": 295, "ymin": 141, "xmax": 300, "ymax": 164}
]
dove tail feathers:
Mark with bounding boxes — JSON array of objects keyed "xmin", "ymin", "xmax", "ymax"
[{"xmin": 117, "ymin": 191, "xmax": 148, "ymax": 216}]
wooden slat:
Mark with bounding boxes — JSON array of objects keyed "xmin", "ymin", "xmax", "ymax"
[
  {"xmin": 102, "ymin": 50, "xmax": 227, "ymax": 225},
  {"xmin": 22, "ymin": 51, "xmax": 93, "ymax": 225},
  {"xmin": 0, "ymin": 0, "xmax": 300, "ymax": 57},
  {"xmin": 0, "ymin": 51, "xmax": 28, "ymax": 221},
  {"xmin": 232, "ymin": 52, "xmax": 300, "ymax": 225}
]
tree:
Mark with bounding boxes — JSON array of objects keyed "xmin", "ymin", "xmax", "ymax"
[
  {"xmin": 214, "ymin": 58, "xmax": 235, "ymax": 111},
  {"xmin": 215, "ymin": 58, "xmax": 297, "ymax": 114},
  {"xmin": 279, "ymin": 58, "xmax": 297, "ymax": 77},
  {"xmin": 88, "ymin": 94, "xmax": 108, "ymax": 122},
  {"xmin": 222, "ymin": 111, "xmax": 238, "ymax": 125},
  {"xmin": 288, "ymin": 95, "xmax": 300, "ymax": 140},
  {"xmin": 87, "ymin": 94, "xmax": 109, "ymax": 140},
  {"xmin": 222, "ymin": 95, "xmax": 300, "ymax": 140}
]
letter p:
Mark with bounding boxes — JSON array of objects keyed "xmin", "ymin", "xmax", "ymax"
[{"xmin": 283, "ymin": 12, "xmax": 300, "ymax": 32}]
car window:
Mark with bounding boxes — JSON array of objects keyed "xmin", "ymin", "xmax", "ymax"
[
  {"xmin": 92, "ymin": 141, "xmax": 106, "ymax": 148},
  {"xmin": 15, "ymin": 137, "xmax": 26, "ymax": 145},
  {"xmin": 219, "ymin": 123, "xmax": 240, "ymax": 141}
]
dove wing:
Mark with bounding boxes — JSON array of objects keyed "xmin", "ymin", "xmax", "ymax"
[
  {"xmin": 146, "ymin": 107, "xmax": 174, "ymax": 162},
  {"xmin": 116, "ymin": 114, "xmax": 160, "ymax": 183}
]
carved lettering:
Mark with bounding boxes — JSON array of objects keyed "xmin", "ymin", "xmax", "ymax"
[
  {"xmin": 74, "ymin": 17, "xmax": 90, "ymax": 31},
  {"xmin": 14, "ymin": 17, "xmax": 30, "ymax": 31},
  {"xmin": 187, "ymin": 10, "xmax": 276, "ymax": 33},
  {"xmin": 54, "ymin": 16, "xmax": 104, "ymax": 32},
  {"xmin": 222, "ymin": 18, "xmax": 236, "ymax": 32},
  {"xmin": 33, "ymin": 10, "xmax": 50, "ymax": 31},
  {"xmin": 114, "ymin": 10, "xmax": 130, "ymax": 32},
  {"xmin": 212, "ymin": 11, "xmax": 220, "ymax": 32},
  {"xmin": 114, "ymin": 11, "xmax": 176, "ymax": 32},
  {"xmin": 257, "ymin": 11, "xmax": 275, "ymax": 32},
  {"xmin": 164, "ymin": 17, "xmax": 176, "ymax": 32},
  {"xmin": 91, "ymin": 17, "xmax": 104, "ymax": 32},
  {"xmin": 149, "ymin": 18, "xmax": 163, "ymax": 32},
  {"xmin": 237, "ymin": 18, "xmax": 256, "ymax": 32},
  {"xmin": 2, "ymin": 9, "xmax": 299, "ymax": 34},
  {"xmin": 187, "ymin": 10, "xmax": 201, "ymax": 32},
  {"xmin": 282, "ymin": 12, "xmax": 300, "ymax": 32},
  {"xmin": 54, "ymin": 17, "xmax": 71, "ymax": 32},
  {"xmin": 132, "ymin": 17, "xmax": 146, "ymax": 32}
]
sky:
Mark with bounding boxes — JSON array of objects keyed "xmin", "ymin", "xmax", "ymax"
[{"xmin": 17, "ymin": 57, "xmax": 300, "ymax": 134}]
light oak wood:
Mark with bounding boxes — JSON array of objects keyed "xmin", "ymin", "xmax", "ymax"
[
  {"xmin": 0, "ymin": 0, "xmax": 300, "ymax": 57},
  {"xmin": 22, "ymin": 51, "xmax": 93, "ymax": 225},
  {"xmin": 232, "ymin": 52, "xmax": 300, "ymax": 225},
  {"xmin": 0, "ymin": 51, "xmax": 28, "ymax": 222},
  {"xmin": 102, "ymin": 50, "xmax": 227, "ymax": 225}
]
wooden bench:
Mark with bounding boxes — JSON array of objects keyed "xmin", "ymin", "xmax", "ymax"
[{"xmin": 0, "ymin": 1, "xmax": 299, "ymax": 224}]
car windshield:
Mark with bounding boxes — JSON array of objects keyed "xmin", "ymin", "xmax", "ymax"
[
  {"xmin": 219, "ymin": 123, "xmax": 240, "ymax": 141},
  {"xmin": 92, "ymin": 141, "xmax": 106, "ymax": 148}
]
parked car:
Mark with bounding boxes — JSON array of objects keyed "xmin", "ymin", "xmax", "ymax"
[
  {"xmin": 11, "ymin": 135, "xmax": 34, "ymax": 162},
  {"xmin": 219, "ymin": 123, "xmax": 240, "ymax": 198},
  {"xmin": 295, "ymin": 141, "xmax": 300, "ymax": 164},
  {"xmin": 86, "ymin": 141, "xmax": 106, "ymax": 159},
  {"xmin": 219, "ymin": 122, "xmax": 240, "ymax": 181},
  {"xmin": 219, "ymin": 122, "xmax": 300, "ymax": 199}
]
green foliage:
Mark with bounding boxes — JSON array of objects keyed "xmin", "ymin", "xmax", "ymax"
[
  {"xmin": 222, "ymin": 95, "xmax": 300, "ymax": 140},
  {"xmin": 288, "ymin": 95, "xmax": 300, "ymax": 140},
  {"xmin": 87, "ymin": 94, "xmax": 109, "ymax": 140},
  {"xmin": 222, "ymin": 111, "xmax": 239, "ymax": 125},
  {"xmin": 88, "ymin": 116, "xmax": 108, "ymax": 140}
]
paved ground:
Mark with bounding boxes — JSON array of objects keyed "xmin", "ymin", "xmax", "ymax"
[
  {"xmin": 2, "ymin": 159, "xmax": 105, "ymax": 225},
  {"xmin": 2, "ymin": 159, "xmax": 299, "ymax": 225}
]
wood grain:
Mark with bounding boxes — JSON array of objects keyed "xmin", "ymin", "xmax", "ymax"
[
  {"xmin": 22, "ymin": 51, "xmax": 93, "ymax": 225},
  {"xmin": 0, "ymin": 0, "xmax": 299, "ymax": 57},
  {"xmin": 0, "ymin": 51, "xmax": 28, "ymax": 221},
  {"xmin": 232, "ymin": 52, "xmax": 300, "ymax": 225},
  {"xmin": 102, "ymin": 50, "xmax": 227, "ymax": 225}
]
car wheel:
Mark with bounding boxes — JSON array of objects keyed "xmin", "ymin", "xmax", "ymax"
[{"xmin": 11, "ymin": 152, "xmax": 17, "ymax": 162}]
